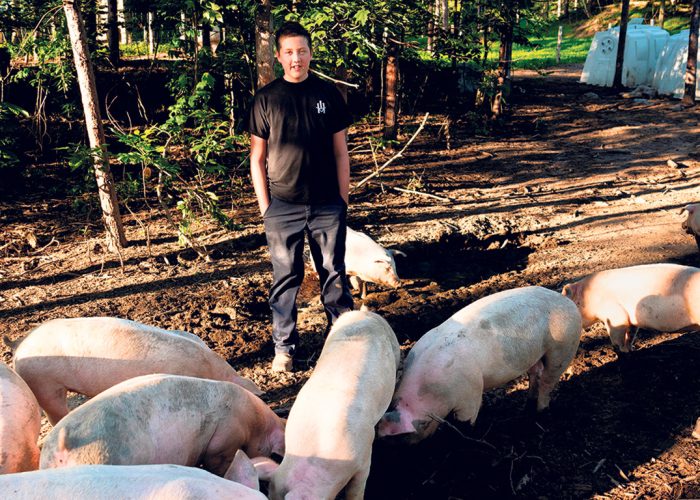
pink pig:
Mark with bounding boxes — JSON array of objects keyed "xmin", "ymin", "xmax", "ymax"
[
  {"xmin": 0, "ymin": 463, "xmax": 265, "ymax": 499},
  {"xmin": 681, "ymin": 204, "xmax": 700, "ymax": 250},
  {"xmin": 11, "ymin": 317, "xmax": 262, "ymax": 424},
  {"xmin": 345, "ymin": 228, "xmax": 406, "ymax": 297},
  {"xmin": 39, "ymin": 374, "xmax": 285, "ymax": 476},
  {"xmin": 0, "ymin": 363, "xmax": 41, "ymax": 474},
  {"xmin": 377, "ymin": 286, "xmax": 582, "ymax": 442},
  {"xmin": 235, "ymin": 310, "xmax": 400, "ymax": 499},
  {"xmin": 562, "ymin": 263, "xmax": 700, "ymax": 352}
]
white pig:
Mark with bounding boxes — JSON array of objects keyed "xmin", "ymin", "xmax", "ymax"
[
  {"xmin": 562, "ymin": 263, "xmax": 700, "ymax": 352},
  {"xmin": 237, "ymin": 310, "xmax": 400, "ymax": 499},
  {"xmin": 0, "ymin": 363, "xmax": 41, "ymax": 474},
  {"xmin": 39, "ymin": 374, "xmax": 285, "ymax": 476},
  {"xmin": 345, "ymin": 228, "xmax": 406, "ymax": 297},
  {"xmin": 11, "ymin": 317, "xmax": 262, "ymax": 424},
  {"xmin": 377, "ymin": 286, "xmax": 582, "ymax": 442},
  {"xmin": 681, "ymin": 204, "xmax": 700, "ymax": 249},
  {"xmin": 0, "ymin": 463, "xmax": 265, "ymax": 500}
]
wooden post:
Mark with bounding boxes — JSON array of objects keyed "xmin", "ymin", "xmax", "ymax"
[
  {"xmin": 556, "ymin": 25, "xmax": 563, "ymax": 63},
  {"xmin": 63, "ymin": 0, "xmax": 126, "ymax": 251}
]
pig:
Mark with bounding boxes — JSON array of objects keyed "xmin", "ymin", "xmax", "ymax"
[
  {"xmin": 0, "ymin": 463, "xmax": 265, "ymax": 500},
  {"xmin": 234, "ymin": 310, "xmax": 400, "ymax": 499},
  {"xmin": 39, "ymin": 374, "xmax": 285, "ymax": 476},
  {"xmin": 562, "ymin": 263, "xmax": 700, "ymax": 352},
  {"xmin": 681, "ymin": 204, "xmax": 700, "ymax": 250},
  {"xmin": 345, "ymin": 227, "xmax": 406, "ymax": 297},
  {"xmin": 11, "ymin": 317, "xmax": 262, "ymax": 425},
  {"xmin": 377, "ymin": 286, "xmax": 582, "ymax": 443},
  {"xmin": 0, "ymin": 363, "xmax": 41, "ymax": 474}
]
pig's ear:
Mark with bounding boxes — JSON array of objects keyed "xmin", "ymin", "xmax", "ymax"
[
  {"xmin": 680, "ymin": 205, "xmax": 691, "ymax": 215},
  {"xmin": 561, "ymin": 284, "xmax": 572, "ymax": 298},
  {"xmin": 389, "ymin": 249, "xmax": 407, "ymax": 258},
  {"xmin": 224, "ymin": 450, "xmax": 259, "ymax": 490},
  {"xmin": 251, "ymin": 456, "xmax": 280, "ymax": 481}
]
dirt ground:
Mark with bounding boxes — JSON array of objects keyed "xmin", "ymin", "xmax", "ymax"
[{"xmin": 2, "ymin": 64, "xmax": 700, "ymax": 499}]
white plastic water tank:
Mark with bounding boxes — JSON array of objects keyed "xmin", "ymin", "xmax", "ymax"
[
  {"xmin": 580, "ymin": 19, "xmax": 670, "ymax": 87},
  {"xmin": 652, "ymin": 29, "xmax": 700, "ymax": 100}
]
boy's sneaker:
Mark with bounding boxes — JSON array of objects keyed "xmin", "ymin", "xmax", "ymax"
[{"xmin": 272, "ymin": 352, "xmax": 293, "ymax": 372}]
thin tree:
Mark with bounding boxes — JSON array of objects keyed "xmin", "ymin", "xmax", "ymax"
[
  {"xmin": 63, "ymin": 0, "xmax": 126, "ymax": 251},
  {"xmin": 106, "ymin": 0, "xmax": 119, "ymax": 66},
  {"xmin": 612, "ymin": 0, "xmax": 630, "ymax": 89},
  {"xmin": 255, "ymin": 0, "xmax": 274, "ymax": 88},
  {"xmin": 383, "ymin": 38, "xmax": 399, "ymax": 140},
  {"xmin": 659, "ymin": 0, "xmax": 666, "ymax": 28},
  {"xmin": 683, "ymin": 0, "xmax": 700, "ymax": 106}
]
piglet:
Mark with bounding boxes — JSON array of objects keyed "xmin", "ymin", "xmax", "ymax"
[
  {"xmin": 236, "ymin": 310, "xmax": 400, "ymax": 499},
  {"xmin": 345, "ymin": 228, "xmax": 406, "ymax": 297},
  {"xmin": 0, "ymin": 463, "xmax": 265, "ymax": 500},
  {"xmin": 377, "ymin": 286, "xmax": 581, "ymax": 442},
  {"xmin": 681, "ymin": 204, "xmax": 700, "ymax": 250},
  {"xmin": 0, "ymin": 363, "xmax": 41, "ymax": 474},
  {"xmin": 562, "ymin": 263, "xmax": 700, "ymax": 352},
  {"xmin": 39, "ymin": 374, "xmax": 285, "ymax": 476},
  {"xmin": 11, "ymin": 317, "xmax": 262, "ymax": 424}
]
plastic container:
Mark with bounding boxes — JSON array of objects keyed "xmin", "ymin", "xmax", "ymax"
[
  {"xmin": 580, "ymin": 19, "xmax": 670, "ymax": 87},
  {"xmin": 652, "ymin": 29, "xmax": 700, "ymax": 100}
]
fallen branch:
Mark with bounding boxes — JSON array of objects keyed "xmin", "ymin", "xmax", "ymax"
[
  {"xmin": 392, "ymin": 186, "xmax": 451, "ymax": 202},
  {"xmin": 352, "ymin": 112, "xmax": 429, "ymax": 192},
  {"xmin": 310, "ymin": 69, "xmax": 360, "ymax": 89}
]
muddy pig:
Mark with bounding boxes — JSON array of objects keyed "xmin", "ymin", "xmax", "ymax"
[
  {"xmin": 0, "ymin": 463, "xmax": 265, "ymax": 499},
  {"xmin": 377, "ymin": 286, "xmax": 582, "ymax": 442},
  {"xmin": 11, "ymin": 317, "xmax": 262, "ymax": 424},
  {"xmin": 681, "ymin": 204, "xmax": 700, "ymax": 250},
  {"xmin": 0, "ymin": 363, "xmax": 41, "ymax": 474},
  {"xmin": 39, "ymin": 374, "xmax": 285, "ymax": 476},
  {"xmin": 235, "ymin": 310, "xmax": 400, "ymax": 499},
  {"xmin": 345, "ymin": 228, "xmax": 406, "ymax": 297},
  {"xmin": 562, "ymin": 263, "xmax": 700, "ymax": 352}
]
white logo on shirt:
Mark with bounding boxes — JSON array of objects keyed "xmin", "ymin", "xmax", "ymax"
[{"xmin": 316, "ymin": 100, "xmax": 326, "ymax": 114}]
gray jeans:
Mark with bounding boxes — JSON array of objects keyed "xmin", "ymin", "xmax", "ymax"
[{"xmin": 263, "ymin": 196, "xmax": 354, "ymax": 354}]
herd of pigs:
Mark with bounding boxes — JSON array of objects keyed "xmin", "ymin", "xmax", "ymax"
[{"xmin": 2, "ymin": 207, "xmax": 700, "ymax": 499}]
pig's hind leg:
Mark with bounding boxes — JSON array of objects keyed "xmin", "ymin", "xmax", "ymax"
[
  {"xmin": 32, "ymin": 383, "xmax": 70, "ymax": 425},
  {"xmin": 532, "ymin": 342, "xmax": 579, "ymax": 412}
]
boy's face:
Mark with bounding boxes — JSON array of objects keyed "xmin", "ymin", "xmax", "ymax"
[{"xmin": 276, "ymin": 35, "xmax": 312, "ymax": 83}]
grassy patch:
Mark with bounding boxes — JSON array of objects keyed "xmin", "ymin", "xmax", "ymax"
[{"xmin": 487, "ymin": 2, "xmax": 692, "ymax": 71}]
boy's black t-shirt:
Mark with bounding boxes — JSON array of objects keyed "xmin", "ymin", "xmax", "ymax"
[{"xmin": 246, "ymin": 74, "xmax": 352, "ymax": 204}]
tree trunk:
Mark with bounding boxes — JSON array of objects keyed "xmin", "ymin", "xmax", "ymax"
[
  {"xmin": 335, "ymin": 42, "xmax": 349, "ymax": 102},
  {"xmin": 440, "ymin": 0, "xmax": 449, "ymax": 31},
  {"xmin": 383, "ymin": 40, "xmax": 399, "ymax": 141},
  {"xmin": 492, "ymin": 21, "xmax": 513, "ymax": 117},
  {"xmin": 117, "ymin": 0, "xmax": 127, "ymax": 44},
  {"xmin": 106, "ymin": 0, "xmax": 119, "ymax": 66},
  {"xmin": 147, "ymin": 11, "xmax": 154, "ymax": 56},
  {"xmin": 427, "ymin": 0, "xmax": 436, "ymax": 53},
  {"xmin": 612, "ymin": 0, "xmax": 630, "ymax": 89},
  {"xmin": 201, "ymin": 23, "xmax": 211, "ymax": 52},
  {"xmin": 255, "ymin": 0, "xmax": 274, "ymax": 88},
  {"xmin": 683, "ymin": 0, "xmax": 700, "ymax": 105},
  {"xmin": 63, "ymin": 0, "xmax": 126, "ymax": 252},
  {"xmin": 659, "ymin": 0, "xmax": 665, "ymax": 28}
]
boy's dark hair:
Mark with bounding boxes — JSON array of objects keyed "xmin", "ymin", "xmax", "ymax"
[{"xmin": 274, "ymin": 21, "xmax": 312, "ymax": 51}]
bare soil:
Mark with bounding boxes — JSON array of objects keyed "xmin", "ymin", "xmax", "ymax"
[{"xmin": 2, "ymin": 64, "xmax": 700, "ymax": 499}]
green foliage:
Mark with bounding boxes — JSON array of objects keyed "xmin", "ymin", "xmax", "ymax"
[
  {"xmin": 0, "ymin": 101, "xmax": 28, "ymax": 169},
  {"xmin": 114, "ymin": 71, "xmax": 241, "ymax": 238}
]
